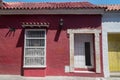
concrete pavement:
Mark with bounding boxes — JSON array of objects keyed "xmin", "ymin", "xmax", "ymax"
[
  {"xmin": 0, "ymin": 75, "xmax": 119, "ymax": 80},
  {"xmin": 0, "ymin": 75, "xmax": 97, "ymax": 80}
]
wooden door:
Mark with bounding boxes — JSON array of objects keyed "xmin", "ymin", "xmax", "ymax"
[{"xmin": 108, "ymin": 34, "xmax": 120, "ymax": 72}]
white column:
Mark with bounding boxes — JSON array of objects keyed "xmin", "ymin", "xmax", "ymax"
[
  {"xmin": 102, "ymin": 31, "xmax": 110, "ymax": 77},
  {"xmin": 95, "ymin": 33, "xmax": 101, "ymax": 73},
  {"xmin": 69, "ymin": 33, "xmax": 74, "ymax": 72}
]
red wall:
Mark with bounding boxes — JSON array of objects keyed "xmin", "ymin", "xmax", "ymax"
[{"xmin": 0, "ymin": 15, "xmax": 103, "ymax": 77}]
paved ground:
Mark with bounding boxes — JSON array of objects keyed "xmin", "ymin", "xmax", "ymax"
[
  {"xmin": 0, "ymin": 75, "xmax": 119, "ymax": 80},
  {"xmin": 0, "ymin": 75, "xmax": 98, "ymax": 80}
]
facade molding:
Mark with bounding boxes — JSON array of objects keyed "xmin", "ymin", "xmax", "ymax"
[
  {"xmin": 67, "ymin": 29, "xmax": 101, "ymax": 73},
  {"xmin": 0, "ymin": 9, "xmax": 104, "ymax": 15},
  {"xmin": 67, "ymin": 29, "xmax": 101, "ymax": 34},
  {"xmin": 102, "ymin": 26, "xmax": 120, "ymax": 77},
  {"xmin": 69, "ymin": 33, "xmax": 74, "ymax": 72},
  {"xmin": 95, "ymin": 33, "xmax": 101, "ymax": 73}
]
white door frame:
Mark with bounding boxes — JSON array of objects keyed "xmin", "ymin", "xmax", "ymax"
[
  {"xmin": 102, "ymin": 25, "xmax": 120, "ymax": 77},
  {"xmin": 67, "ymin": 29, "xmax": 101, "ymax": 73}
]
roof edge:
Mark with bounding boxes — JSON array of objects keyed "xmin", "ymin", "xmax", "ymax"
[
  {"xmin": 99, "ymin": 4, "xmax": 120, "ymax": 11},
  {"xmin": 0, "ymin": 8, "xmax": 105, "ymax": 15},
  {"xmin": 0, "ymin": 2, "xmax": 106, "ymax": 10}
]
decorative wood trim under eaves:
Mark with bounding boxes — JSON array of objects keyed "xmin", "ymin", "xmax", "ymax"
[{"xmin": 22, "ymin": 22, "xmax": 50, "ymax": 28}]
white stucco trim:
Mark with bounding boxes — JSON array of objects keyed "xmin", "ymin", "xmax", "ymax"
[
  {"xmin": 102, "ymin": 26, "xmax": 120, "ymax": 77},
  {"xmin": 67, "ymin": 29, "xmax": 101, "ymax": 73},
  {"xmin": 69, "ymin": 33, "xmax": 74, "ymax": 72},
  {"xmin": 102, "ymin": 31, "xmax": 109, "ymax": 77},
  {"xmin": 67, "ymin": 29, "xmax": 101, "ymax": 34},
  {"xmin": 95, "ymin": 33, "xmax": 101, "ymax": 73},
  {"xmin": 0, "ymin": 9, "xmax": 104, "ymax": 15}
]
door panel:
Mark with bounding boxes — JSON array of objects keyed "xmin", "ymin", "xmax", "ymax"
[
  {"xmin": 108, "ymin": 34, "xmax": 120, "ymax": 72},
  {"xmin": 74, "ymin": 34, "xmax": 94, "ymax": 68},
  {"xmin": 85, "ymin": 42, "xmax": 92, "ymax": 66}
]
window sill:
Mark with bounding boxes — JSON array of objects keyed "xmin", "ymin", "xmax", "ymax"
[
  {"xmin": 74, "ymin": 70, "xmax": 95, "ymax": 73},
  {"xmin": 23, "ymin": 66, "xmax": 46, "ymax": 68}
]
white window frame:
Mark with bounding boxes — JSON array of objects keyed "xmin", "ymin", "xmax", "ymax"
[
  {"xmin": 67, "ymin": 29, "xmax": 101, "ymax": 73},
  {"xmin": 23, "ymin": 29, "xmax": 46, "ymax": 68}
]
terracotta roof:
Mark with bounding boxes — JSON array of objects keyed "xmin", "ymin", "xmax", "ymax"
[
  {"xmin": 0, "ymin": 2, "xmax": 104, "ymax": 10},
  {"xmin": 100, "ymin": 5, "xmax": 120, "ymax": 11}
]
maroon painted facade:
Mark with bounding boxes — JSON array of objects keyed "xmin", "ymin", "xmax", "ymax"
[{"xmin": 0, "ymin": 15, "xmax": 103, "ymax": 77}]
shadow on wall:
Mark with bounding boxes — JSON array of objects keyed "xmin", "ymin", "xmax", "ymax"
[
  {"xmin": 54, "ymin": 25, "xmax": 63, "ymax": 42},
  {"xmin": 5, "ymin": 27, "xmax": 16, "ymax": 37},
  {"xmin": 16, "ymin": 29, "xmax": 24, "ymax": 76},
  {"xmin": 102, "ymin": 13, "xmax": 120, "ymax": 22}
]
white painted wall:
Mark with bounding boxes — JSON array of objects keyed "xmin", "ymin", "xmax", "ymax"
[
  {"xmin": 102, "ymin": 12, "xmax": 120, "ymax": 77},
  {"xmin": 74, "ymin": 34, "xmax": 94, "ymax": 68}
]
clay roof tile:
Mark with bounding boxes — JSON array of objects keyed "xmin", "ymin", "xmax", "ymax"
[{"xmin": 0, "ymin": 2, "xmax": 104, "ymax": 10}]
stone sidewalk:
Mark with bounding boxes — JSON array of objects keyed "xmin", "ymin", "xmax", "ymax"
[{"xmin": 0, "ymin": 75, "xmax": 119, "ymax": 80}]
